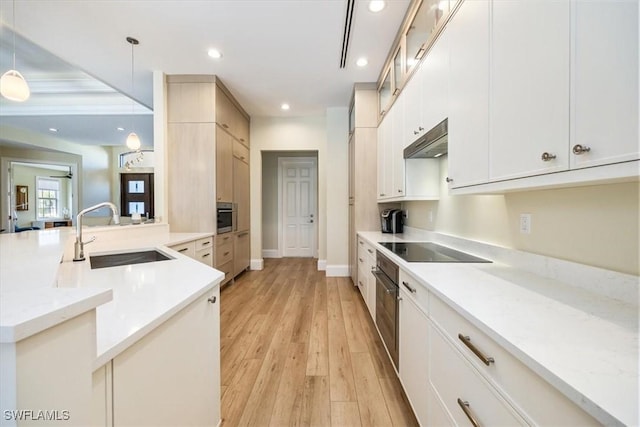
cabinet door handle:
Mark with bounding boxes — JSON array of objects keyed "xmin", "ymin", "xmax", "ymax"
[
  {"xmin": 572, "ymin": 144, "xmax": 591, "ymax": 155},
  {"xmin": 222, "ymin": 123, "xmax": 229, "ymax": 129},
  {"xmin": 178, "ymin": 248, "xmax": 189, "ymax": 253},
  {"xmin": 401, "ymin": 280, "xmax": 416, "ymax": 293},
  {"xmin": 541, "ymin": 152, "xmax": 556, "ymax": 162},
  {"xmin": 208, "ymin": 296, "xmax": 217, "ymax": 304},
  {"xmin": 457, "ymin": 399, "xmax": 480, "ymax": 427},
  {"xmin": 446, "ymin": 177, "xmax": 453, "ymax": 183},
  {"xmin": 458, "ymin": 334, "xmax": 495, "ymax": 366},
  {"xmin": 414, "ymin": 130, "xmax": 420, "ymax": 135},
  {"xmin": 224, "ymin": 251, "xmax": 230, "ymax": 256}
]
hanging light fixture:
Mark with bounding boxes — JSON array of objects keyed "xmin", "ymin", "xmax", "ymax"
[
  {"xmin": 1, "ymin": 0, "xmax": 30, "ymax": 102},
  {"xmin": 125, "ymin": 36, "xmax": 141, "ymax": 151}
]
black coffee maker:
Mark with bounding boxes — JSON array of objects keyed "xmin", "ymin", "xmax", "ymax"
[{"xmin": 381, "ymin": 209, "xmax": 403, "ymax": 234}]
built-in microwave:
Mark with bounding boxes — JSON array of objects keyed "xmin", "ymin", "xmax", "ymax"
[{"xmin": 217, "ymin": 202, "xmax": 236, "ymax": 234}]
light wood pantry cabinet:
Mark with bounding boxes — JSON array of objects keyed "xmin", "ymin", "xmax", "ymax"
[
  {"xmin": 234, "ymin": 231, "xmax": 250, "ymax": 276},
  {"xmin": 112, "ymin": 287, "xmax": 220, "ymax": 427},
  {"xmin": 167, "ymin": 74, "xmax": 251, "ymax": 283},
  {"xmin": 347, "ymin": 84, "xmax": 379, "ymax": 287},
  {"xmin": 167, "ymin": 122, "xmax": 216, "ymax": 232},
  {"xmin": 216, "ymin": 126, "xmax": 233, "ymax": 203}
]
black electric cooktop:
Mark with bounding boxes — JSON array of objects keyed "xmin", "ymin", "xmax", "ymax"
[{"xmin": 378, "ymin": 242, "xmax": 491, "ymax": 263}]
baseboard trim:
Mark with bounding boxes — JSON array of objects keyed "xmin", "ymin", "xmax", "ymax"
[
  {"xmin": 250, "ymin": 258, "xmax": 264, "ymax": 270},
  {"xmin": 317, "ymin": 259, "xmax": 327, "ymax": 271},
  {"xmin": 262, "ymin": 249, "xmax": 280, "ymax": 258},
  {"xmin": 326, "ymin": 264, "xmax": 350, "ymax": 277}
]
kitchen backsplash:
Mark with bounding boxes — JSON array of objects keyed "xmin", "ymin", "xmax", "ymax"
[{"xmin": 403, "ymin": 157, "xmax": 639, "ymax": 276}]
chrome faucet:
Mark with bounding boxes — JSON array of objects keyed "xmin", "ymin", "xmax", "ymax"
[{"xmin": 73, "ymin": 202, "xmax": 120, "ymax": 261}]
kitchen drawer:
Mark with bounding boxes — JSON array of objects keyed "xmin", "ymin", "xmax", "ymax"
[
  {"xmin": 232, "ymin": 141, "xmax": 249, "ymax": 163},
  {"xmin": 195, "ymin": 248, "xmax": 213, "ymax": 267},
  {"xmin": 216, "ymin": 233, "xmax": 233, "ymax": 247},
  {"xmin": 169, "ymin": 241, "xmax": 195, "ymax": 258},
  {"xmin": 217, "ymin": 260, "xmax": 233, "ymax": 285},
  {"xmin": 195, "ymin": 236, "xmax": 213, "ymax": 251},
  {"xmin": 357, "ymin": 237, "xmax": 376, "ymax": 262},
  {"xmin": 398, "ymin": 268, "xmax": 428, "ymax": 315},
  {"xmin": 429, "ymin": 324, "xmax": 527, "ymax": 426},
  {"xmin": 430, "ymin": 295, "xmax": 598, "ymax": 425},
  {"xmin": 216, "ymin": 241, "xmax": 233, "ymax": 266}
]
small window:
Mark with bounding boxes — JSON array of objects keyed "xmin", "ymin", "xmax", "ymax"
[{"xmin": 36, "ymin": 177, "xmax": 61, "ymax": 219}]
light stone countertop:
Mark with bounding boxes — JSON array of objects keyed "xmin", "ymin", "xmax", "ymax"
[
  {"xmin": 1, "ymin": 224, "xmax": 223, "ymax": 369},
  {"xmin": 359, "ymin": 229, "xmax": 638, "ymax": 427}
]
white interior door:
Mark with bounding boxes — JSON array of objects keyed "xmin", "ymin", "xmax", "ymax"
[{"xmin": 280, "ymin": 158, "xmax": 317, "ymax": 258}]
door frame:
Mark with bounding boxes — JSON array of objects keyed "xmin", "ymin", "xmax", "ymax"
[{"xmin": 277, "ymin": 156, "xmax": 318, "ymax": 258}]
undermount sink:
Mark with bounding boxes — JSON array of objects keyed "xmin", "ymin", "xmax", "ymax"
[{"xmin": 89, "ymin": 249, "xmax": 174, "ymax": 270}]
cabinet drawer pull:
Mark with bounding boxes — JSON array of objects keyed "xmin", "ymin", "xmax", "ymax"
[
  {"xmin": 237, "ymin": 232, "xmax": 249, "ymax": 237},
  {"xmin": 202, "ymin": 241, "xmax": 211, "ymax": 245},
  {"xmin": 178, "ymin": 248, "xmax": 189, "ymax": 253},
  {"xmin": 202, "ymin": 253, "xmax": 211, "ymax": 258},
  {"xmin": 359, "ymin": 241, "xmax": 364, "ymax": 245},
  {"xmin": 541, "ymin": 152, "xmax": 556, "ymax": 162},
  {"xmin": 358, "ymin": 258, "xmax": 364, "ymax": 263},
  {"xmin": 367, "ymin": 249, "xmax": 373, "ymax": 254},
  {"xmin": 208, "ymin": 296, "xmax": 217, "ymax": 304},
  {"xmin": 223, "ymin": 251, "xmax": 230, "ymax": 256},
  {"xmin": 222, "ymin": 123, "xmax": 229, "ymax": 129},
  {"xmin": 401, "ymin": 280, "xmax": 416, "ymax": 293},
  {"xmin": 458, "ymin": 334, "xmax": 495, "ymax": 366},
  {"xmin": 240, "ymin": 138, "xmax": 245, "ymax": 142},
  {"xmin": 457, "ymin": 398, "xmax": 480, "ymax": 427}
]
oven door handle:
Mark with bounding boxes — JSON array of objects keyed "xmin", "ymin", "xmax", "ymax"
[{"xmin": 372, "ymin": 270, "xmax": 397, "ymax": 295}]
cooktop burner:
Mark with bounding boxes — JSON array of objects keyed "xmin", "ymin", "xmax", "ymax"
[{"xmin": 378, "ymin": 242, "xmax": 491, "ymax": 263}]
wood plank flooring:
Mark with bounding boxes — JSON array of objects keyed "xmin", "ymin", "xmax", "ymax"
[{"xmin": 220, "ymin": 258, "xmax": 418, "ymax": 427}]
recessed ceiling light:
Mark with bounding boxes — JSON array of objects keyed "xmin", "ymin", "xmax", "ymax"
[
  {"xmin": 356, "ymin": 57, "xmax": 368, "ymax": 67},
  {"xmin": 207, "ymin": 49, "xmax": 222, "ymax": 59},
  {"xmin": 48, "ymin": 128, "xmax": 58, "ymax": 132},
  {"xmin": 281, "ymin": 103, "xmax": 290, "ymax": 111},
  {"xmin": 368, "ymin": 1, "xmax": 385, "ymax": 12},
  {"xmin": 117, "ymin": 127, "xmax": 125, "ymax": 131}
]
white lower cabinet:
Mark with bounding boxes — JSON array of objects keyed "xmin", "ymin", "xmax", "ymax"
[
  {"xmin": 429, "ymin": 323, "xmax": 528, "ymax": 426},
  {"xmin": 168, "ymin": 235, "xmax": 214, "ymax": 267},
  {"xmin": 357, "ymin": 237, "xmax": 377, "ymax": 319},
  {"xmin": 111, "ymin": 288, "xmax": 220, "ymax": 426},
  {"xmin": 398, "ymin": 284, "xmax": 429, "ymax": 426}
]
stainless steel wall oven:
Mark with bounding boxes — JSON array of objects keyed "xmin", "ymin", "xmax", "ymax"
[
  {"xmin": 373, "ymin": 250, "xmax": 399, "ymax": 369},
  {"xmin": 216, "ymin": 202, "xmax": 236, "ymax": 234}
]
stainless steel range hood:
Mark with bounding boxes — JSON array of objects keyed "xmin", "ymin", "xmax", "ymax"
[{"xmin": 403, "ymin": 118, "xmax": 448, "ymax": 159}]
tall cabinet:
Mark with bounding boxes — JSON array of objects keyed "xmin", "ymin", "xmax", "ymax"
[
  {"xmin": 348, "ymin": 84, "xmax": 380, "ymax": 286},
  {"xmin": 167, "ymin": 75, "xmax": 251, "ymax": 285}
]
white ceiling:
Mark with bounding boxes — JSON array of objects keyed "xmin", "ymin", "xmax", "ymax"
[{"xmin": 0, "ymin": 0, "xmax": 410, "ymax": 147}]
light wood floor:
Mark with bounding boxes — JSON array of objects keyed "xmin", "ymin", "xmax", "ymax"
[{"xmin": 220, "ymin": 258, "xmax": 418, "ymax": 427}]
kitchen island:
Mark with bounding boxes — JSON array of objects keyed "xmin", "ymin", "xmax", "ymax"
[
  {"xmin": 0, "ymin": 223, "xmax": 223, "ymax": 427},
  {"xmin": 357, "ymin": 227, "xmax": 638, "ymax": 426}
]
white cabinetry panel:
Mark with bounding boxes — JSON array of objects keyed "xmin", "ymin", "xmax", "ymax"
[
  {"xmin": 572, "ymin": 0, "xmax": 639, "ymax": 170},
  {"xmin": 447, "ymin": 0, "xmax": 490, "ymax": 188},
  {"xmin": 489, "ymin": 1, "xmax": 570, "ymax": 181},
  {"xmin": 421, "ymin": 30, "xmax": 449, "ymax": 134}
]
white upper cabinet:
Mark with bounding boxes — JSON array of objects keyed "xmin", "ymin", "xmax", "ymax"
[
  {"xmin": 402, "ymin": 67, "xmax": 423, "ymax": 147},
  {"xmin": 377, "ymin": 113, "xmax": 393, "ymax": 200},
  {"xmin": 447, "ymin": 0, "xmax": 490, "ymax": 188},
  {"xmin": 392, "ymin": 98, "xmax": 406, "ymax": 198},
  {"xmin": 421, "ymin": 30, "xmax": 449, "ymax": 135},
  {"xmin": 489, "ymin": 1, "xmax": 571, "ymax": 181},
  {"xmin": 571, "ymin": 0, "xmax": 639, "ymax": 169}
]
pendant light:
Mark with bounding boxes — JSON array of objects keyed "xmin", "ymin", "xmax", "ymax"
[
  {"xmin": 1, "ymin": 0, "xmax": 30, "ymax": 102},
  {"xmin": 125, "ymin": 36, "xmax": 141, "ymax": 151}
]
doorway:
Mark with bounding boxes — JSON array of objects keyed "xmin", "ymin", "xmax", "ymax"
[
  {"xmin": 279, "ymin": 157, "xmax": 318, "ymax": 257},
  {"xmin": 120, "ymin": 173, "xmax": 154, "ymax": 219}
]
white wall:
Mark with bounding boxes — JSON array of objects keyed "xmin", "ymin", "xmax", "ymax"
[
  {"xmin": 403, "ymin": 156, "xmax": 640, "ymax": 276},
  {"xmin": 250, "ymin": 115, "xmax": 328, "ymax": 269},
  {"xmin": 325, "ymin": 107, "xmax": 349, "ymax": 276}
]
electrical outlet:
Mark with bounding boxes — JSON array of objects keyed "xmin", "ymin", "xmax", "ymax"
[{"xmin": 519, "ymin": 213, "xmax": 532, "ymax": 234}]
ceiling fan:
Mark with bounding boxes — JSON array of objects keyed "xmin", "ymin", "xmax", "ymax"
[{"xmin": 49, "ymin": 166, "xmax": 73, "ymax": 179}]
